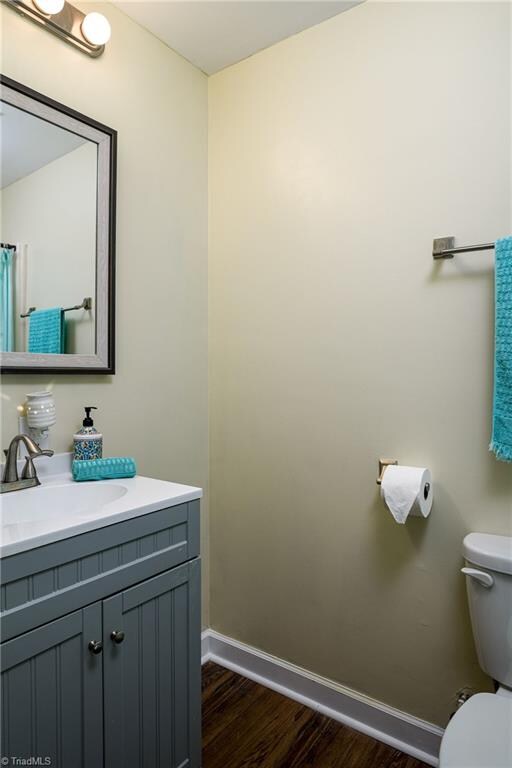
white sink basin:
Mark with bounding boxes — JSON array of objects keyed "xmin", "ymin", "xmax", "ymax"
[
  {"xmin": 0, "ymin": 453, "xmax": 202, "ymax": 557},
  {"xmin": 1, "ymin": 482, "xmax": 128, "ymax": 525}
]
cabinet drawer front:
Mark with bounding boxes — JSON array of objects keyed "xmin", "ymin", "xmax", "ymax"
[
  {"xmin": 1, "ymin": 603, "xmax": 103, "ymax": 768},
  {"xmin": 103, "ymin": 559, "xmax": 201, "ymax": 768},
  {"xmin": 1, "ymin": 500, "xmax": 200, "ymax": 642}
]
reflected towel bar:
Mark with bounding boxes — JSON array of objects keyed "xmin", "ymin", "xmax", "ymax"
[
  {"xmin": 433, "ymin": 237, "xmax": 495, "ymax": 260},
  {"xmin": 0, "ymin": 242, "xmax": 16, "ymax": 251},
  {"xmin": 20, "ymin": 297, "xmax": 93, "ymax": 319}
]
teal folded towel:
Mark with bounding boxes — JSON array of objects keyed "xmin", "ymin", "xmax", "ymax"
[
  {"xmin": 490, "ymin": 237, "xmax": 512, "ymax": 461},
  {"xmin": 72, "ymin": 457, "xmax": 137, "ymax": 482},
  {"xmin": 28, "ymin": 308, "xmax": 65, "ymax": 354}
]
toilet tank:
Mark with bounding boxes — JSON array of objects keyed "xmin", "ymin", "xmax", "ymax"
[{"xmin": 463, "ymin": 533, "xmax": 512, "ymax": 688}]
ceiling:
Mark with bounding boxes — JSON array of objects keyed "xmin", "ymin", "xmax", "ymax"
[
  {"xmin": 115, "ymin": 1, "xmax": 361, "ymax": 75},
  {"xmin": 0, "ymin": 102, "xmax": 87, "ymax": 189}
]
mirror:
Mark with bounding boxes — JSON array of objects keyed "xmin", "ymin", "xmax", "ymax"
[{"xmin": 0, "ymin": 76, "xmax": 116, "ymax": 373}]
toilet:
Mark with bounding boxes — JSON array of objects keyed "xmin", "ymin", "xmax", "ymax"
[{"xmin": 440, "ymin": 533, "xmax": 512, "ymax": 768}]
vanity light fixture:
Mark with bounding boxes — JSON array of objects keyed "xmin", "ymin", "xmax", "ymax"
[
  {"xmin": 32, "ymin": 0, "xmax": 64, "ymax": 15},
  {"xmin": 2, "ymin": 0, "xmax": 110, "ymax": 57},
  {"xmin": 81, "ymin": 11, "xmax": 111, "ymax": 46}
]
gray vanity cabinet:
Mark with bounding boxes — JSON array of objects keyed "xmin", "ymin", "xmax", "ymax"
[
  {"xmin": 1, "ymin": 603, "xmax": 104, "ymax": 767},
  {"xmin": 0, "ymin": 500, "xmax": 201, "ymax": 768},
  {"xmin": 103, "ymin": 563, "xmax": 201, "ymax": 768}
]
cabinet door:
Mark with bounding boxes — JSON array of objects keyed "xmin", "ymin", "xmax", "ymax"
[
  {"xmin": 103, "ymin": 559, "xmax": 201, "ymax": 768},
  {"xmin": 1, "ymin": 603, "xmax": 103, "ymax": 767}
]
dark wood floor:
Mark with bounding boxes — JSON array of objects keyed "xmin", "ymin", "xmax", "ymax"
[{"xmin": 202, "ymin": 662, "xmax": 429, "ymax": 768}]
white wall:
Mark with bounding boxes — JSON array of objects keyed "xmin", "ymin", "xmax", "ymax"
[
  {"xmin": 0, "ymin": 1, "xmax": 210, "ymax": 624},
  {"xmin": 2, "ymin": 143, "xmax": 97, "ymax": 353},
  {"xmin": 209, "ymin": 1, "xmax": 512, "ymax": 725}
]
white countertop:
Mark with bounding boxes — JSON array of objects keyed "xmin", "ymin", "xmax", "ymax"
[{"xmin": 0, "ymin": 453, "xmax": 202, "ymax": 558}]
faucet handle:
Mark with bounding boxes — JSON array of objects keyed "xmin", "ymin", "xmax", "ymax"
[
  {"xmin": 21, "ymin": 456, "xmax": 39, "ymax": 482},
  {"xmin": 21, "ymin": 450, "xmax": 53, "ymax": 482}
]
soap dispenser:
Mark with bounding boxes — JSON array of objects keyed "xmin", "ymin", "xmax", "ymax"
[{"xmin": 73, "ymin": 407, "xmax": 103, "ymax": 461}]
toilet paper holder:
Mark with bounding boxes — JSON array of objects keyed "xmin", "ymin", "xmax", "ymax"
[
  {"xmin": 376, "ymin": 459, "xmax": 398, "ymax": 485},
  {"xmin": 377, "ymin": 459, "xmax": 432, "ymax": 500}
]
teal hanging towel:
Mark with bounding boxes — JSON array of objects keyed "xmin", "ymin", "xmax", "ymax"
[
  {"xmin": 0, "ymin": 247, "xmax": 14, "ymax": 352},
  {"xmin": 491, "ymin": 236, "xmax": 512, "ymax": 461},
  {"xmin": 28, "ymin": 307, "xmax": 66, "ymax": 354}
]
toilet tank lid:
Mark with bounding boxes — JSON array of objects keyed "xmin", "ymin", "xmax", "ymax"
[{"xmin": 463, "ymin": 533, "xmax": 512, "ymax": 575}]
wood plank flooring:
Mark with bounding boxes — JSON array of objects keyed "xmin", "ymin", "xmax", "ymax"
[{"xmin": 202, "ymin": 662, "xmax": 430, "ymax": 768}]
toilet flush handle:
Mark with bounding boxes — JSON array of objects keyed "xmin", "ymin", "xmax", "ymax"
[{"xmin": 461, "ymin": 567, "xmax": 494, "ymax": 588}]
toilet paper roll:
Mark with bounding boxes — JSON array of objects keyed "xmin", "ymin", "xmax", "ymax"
[{"xmin": 380, "ymin": 465, "xmax": 433, "ymax": 524}]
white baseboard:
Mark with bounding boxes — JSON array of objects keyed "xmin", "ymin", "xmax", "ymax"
[
  {"xmin": 201, "ymin": 629, "xmax": 442, "ymax": 767},
  {"xmin": 201, "ymin": 630, "xmax": 211, "ymax": 665}
]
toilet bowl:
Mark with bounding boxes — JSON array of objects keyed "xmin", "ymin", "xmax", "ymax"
[
  {"xmin": 439, "ymin": 533, "xmax": 512, "ymax": 768},
  {"xmin": 439, "ymin": 692, "xmax": 512, "ymax": 767}
]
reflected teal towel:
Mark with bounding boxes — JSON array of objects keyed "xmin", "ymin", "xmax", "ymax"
[
  {"xmin": 28, "ymin": 308, "xmax": 65, "ymax": 354},
  {"xmin": 491, "ymin": 237, "xmax": 512, "ymax": 461},
  {"xmin": 73, "ymin": 457, "xmax": 137, "ymax": 482}
]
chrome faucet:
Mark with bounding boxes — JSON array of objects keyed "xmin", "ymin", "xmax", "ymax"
[{"xmin": 1, "ymin": 434, "xmax": 54, "ymax": 494}]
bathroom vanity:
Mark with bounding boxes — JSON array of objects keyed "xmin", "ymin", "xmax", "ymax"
[{"xmin": 0, "ymin": 456, "xmax": 202, "ymax": 768}]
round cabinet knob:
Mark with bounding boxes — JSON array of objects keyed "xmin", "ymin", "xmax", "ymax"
[
  {"xmin": 88, "ymin": 640, "xmax": 103, "ymax": 655},
  {"xmin": 110, "ymin": 630, "xmax": 125, "ymax": 644}
]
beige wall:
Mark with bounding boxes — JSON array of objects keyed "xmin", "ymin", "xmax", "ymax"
[
  {"xmin": 2, "ymin": 143, "xmax": 97, "ymax": 354},
  {"xmin": 2, "ymin": 0, "xmax": 511, "ymax": 729},
  {"xmin": 0, "ymin": 2, "xmax": 209, "ymax": 623},
  {"xmin": 209, "ymin": 1, "xmax": 512, "ymax": 725}
]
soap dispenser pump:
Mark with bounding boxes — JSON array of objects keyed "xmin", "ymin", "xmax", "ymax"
[{"xmin": 73, "ymin": 406, "xmax": 103, "ymax": 461}]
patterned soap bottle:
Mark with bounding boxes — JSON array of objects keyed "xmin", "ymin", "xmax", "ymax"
[{"xmin": 73, "ymin": 407, "xmax": 103, "ymax": 461}]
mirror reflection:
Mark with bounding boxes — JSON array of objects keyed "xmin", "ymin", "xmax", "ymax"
[{"xmin": 1, "ymin": 101, "xmax": 97, "ymax": 355}]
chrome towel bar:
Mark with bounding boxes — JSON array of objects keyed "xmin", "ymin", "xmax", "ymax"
[
  {"xmin": 433, "ymin": 237, "xmax": 494, "ymax": 260},
  {"xmin": 20, "ymin": 297, "xmax": 93, "ymax": 319}
]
